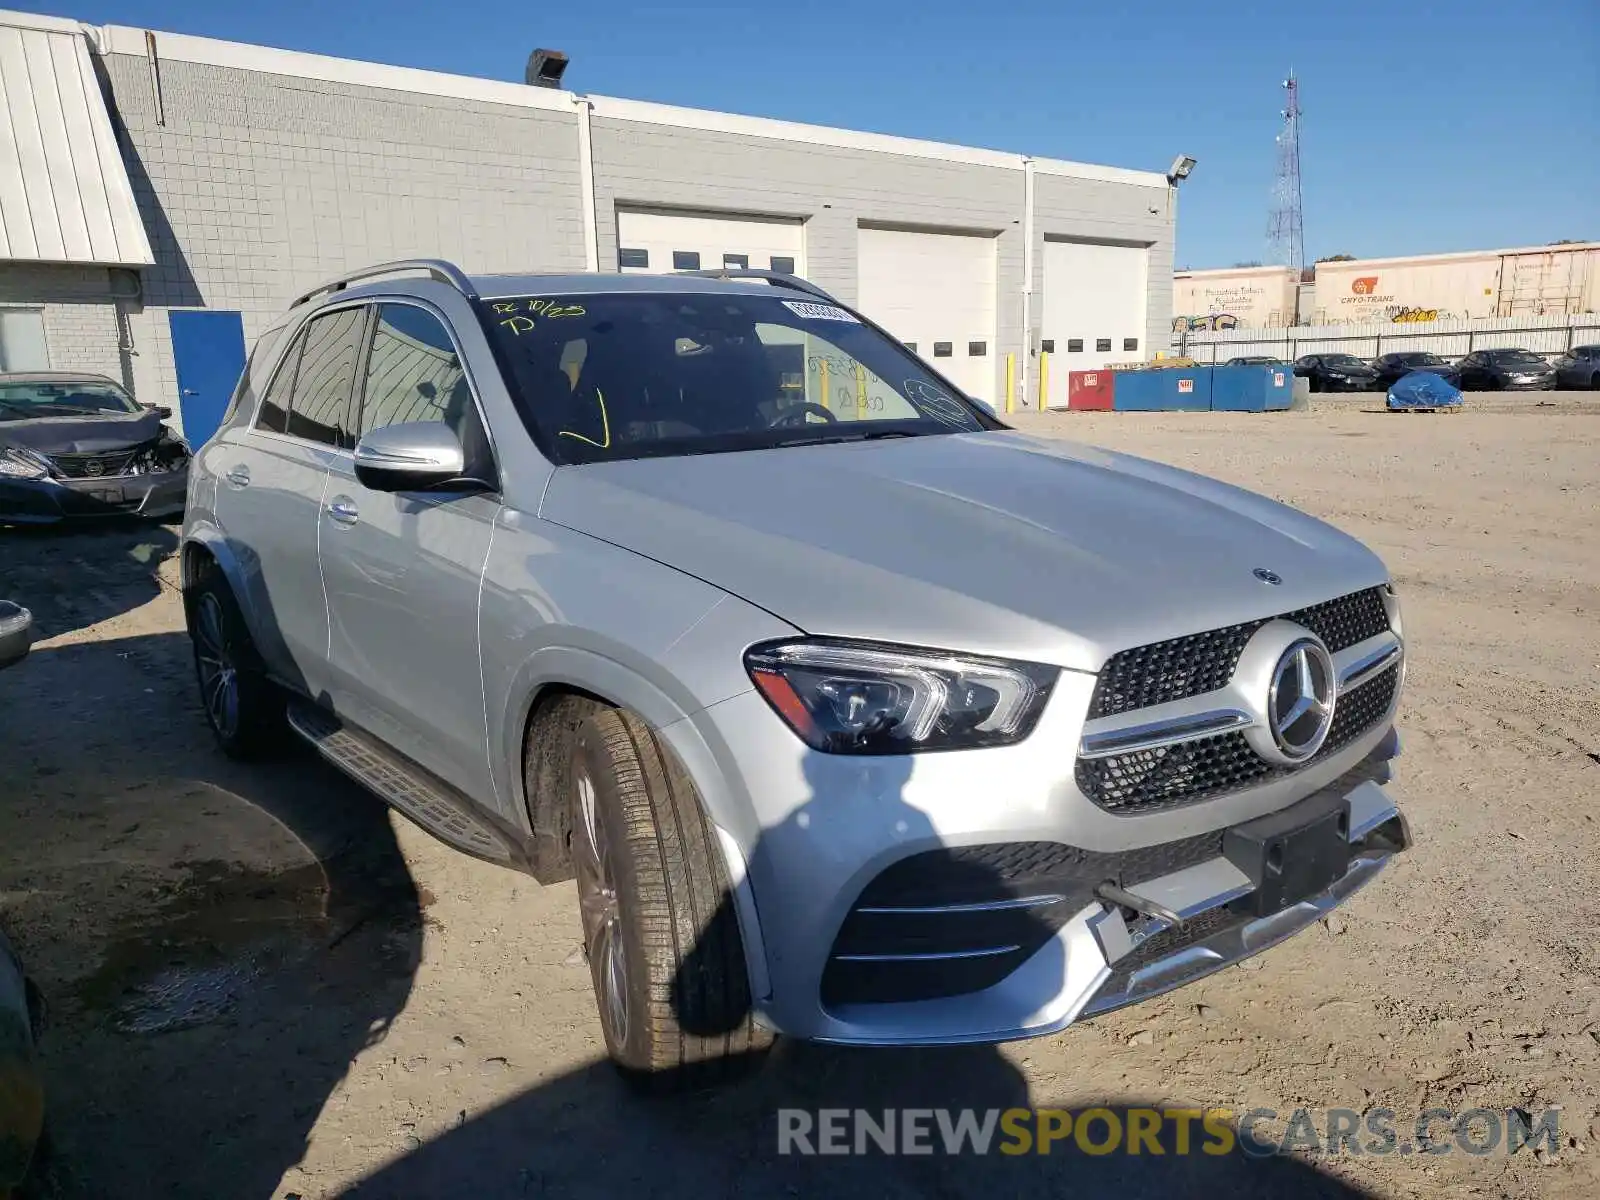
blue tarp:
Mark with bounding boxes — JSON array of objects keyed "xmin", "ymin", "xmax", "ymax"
[{"xmin": 1387, "ymin": 371, "xmax": 1463, "ymax": 410}]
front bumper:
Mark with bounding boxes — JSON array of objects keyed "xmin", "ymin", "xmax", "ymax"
[
  {"xmin": 0, "ymin": 465, "xmax": 188, "ymax": 524},
  {"xmin": 1322, "ymin": 377, "xmax": 1381, "ymax": 392},
  {"xmin": 690, "ymin": 648, "xmax": 1406, "ymax": 1046}
]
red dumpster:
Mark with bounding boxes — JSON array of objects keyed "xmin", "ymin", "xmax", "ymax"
[{"xmin": 1067, "ymin": 369, "xmax": 1115, "ymax": 410}]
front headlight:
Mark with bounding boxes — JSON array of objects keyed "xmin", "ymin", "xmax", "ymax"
[
  {"xmin": 745, "ymin": 639, "xmax": 1058, "ymax": 754},
  {"xmin": 0, "ymin": 447, "xmax": 51, "ymax": 480}
]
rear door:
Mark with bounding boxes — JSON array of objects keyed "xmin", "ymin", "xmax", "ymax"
[
  {"xmin": 209, "ymin": 304, "xmax": 365, "ymax": 695},
  {"xmin": 319, "ymin": 299, "xmax": 502, "ymax": 801}
]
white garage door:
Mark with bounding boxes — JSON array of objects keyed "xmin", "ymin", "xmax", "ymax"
[
  {"xmin": 857, "ymin": 226, "xmax": 998, "ymax": 403},
  {"xmin": 615, "ymin": 209, "xmax": 805, "ymax": 278},
  {"xmin": 1040, "ymin": 239, "xmax": 1149, "ymax": 405}
]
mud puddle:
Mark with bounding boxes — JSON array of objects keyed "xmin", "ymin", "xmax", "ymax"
[{"xmin": 76, "ymin": 861, "xmax": 330, "ymax": 1035}]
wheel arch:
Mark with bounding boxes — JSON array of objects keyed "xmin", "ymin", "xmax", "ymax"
[{"xmin": 506, "ymin": 646, "xmax": 773, "ymax": 1004}]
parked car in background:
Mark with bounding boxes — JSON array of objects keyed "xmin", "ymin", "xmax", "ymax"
[
  {"xmin": 0, "ymin": 601, "xmax": 45, "ymax": 1198},
  {"xmin": 1553, "ymin": 345, "xmax": 1600, "ymax": 389},
  {"xmin": 1371, "ymin": 352, "xmax": 1462, "ymax": 390},
  {"xmin": 1223, "ymin": 355, "xmax": 1285, "ymax": 367},
  {"xmin": 0, "ymin": 373, "xmax": 190, "ymax": 525},
  {"xmin": 1455, "ymin": 349, "xmax": 1556, "ymax": 391},
  {"xmin": 181, "ymin": 259, "xmax": 1410, "ymax": 1088},
  {"xmin": 1293, "ymin": 353, "xmax": 1380, "ymax": 392}
]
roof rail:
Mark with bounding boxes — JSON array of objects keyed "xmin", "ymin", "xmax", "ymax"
[
  {"xmin": 677, "ymin": 268, "xmax": 839, "ymax": 304},
  {"xmin": 291, "ymin": 259, "xmax": 477, "ymax": 308}
]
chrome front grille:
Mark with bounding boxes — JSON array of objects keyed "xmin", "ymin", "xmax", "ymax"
[
  {"xmin": 50, "ymin": 448, "xmax": 143, "ymax": 478},
  {"xmin": 1077, "ymin": 660, "xmax": 1402, "ymax": 814},
  {"xmin": 1088, "ymin": 586, "xmax": 1391, "ymax": 719}
]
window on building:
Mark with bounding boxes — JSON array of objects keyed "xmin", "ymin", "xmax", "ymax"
[
  {"xmin": 1067, "ymin": 339, "xmax": 1084, "ymax": 353},
  {"xmin": 968, "ymin": 341, "xmax": 986, "ymax": 357},
  {"xmin": 1040, "ymin": 339, "xmax": 1055, "ymax": 354},
  {"xmin": 285, "ymin": 307, "xmax": 365, "ymax": 448},
  {"xmin": 723, "ymin": 253, "xmax": 748, "ymax": 270},
  {"xmin": 1096, "ymin": 338, "xmax": 1112, "ymax": 353},
  {"xmin": 770, "ymin": 256, "xmax": 796, "ymax": 274},
  {"xmin": 618, "ymin": 248, "xmax": 649, "ymax": 269},
  {"xmin": 255, "ymin": 328, "xmax": 304, "ymax": 434},
  {"xmin": 933, "ymin": 342, "xmax": 953, "ymax": 358},
  {"xmin": 0, "ymin": 309, "xmax": 48, "ymax": 372},
  {"xmin": 672, "ymin": 251, "xmax": 701, "ymax": 270},
  {"xmin": 1123, "ymin": 337, "xmax": 1139, "ymax": 352}
]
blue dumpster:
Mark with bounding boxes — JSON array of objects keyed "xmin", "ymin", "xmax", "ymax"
[
  {"xmin": 1112, "ymin": 367, "xmax": 1211, "ymax": 411},
  {"xmin": 1211, "ymin": 364, "xmax": 1292, "ymax": 412}
]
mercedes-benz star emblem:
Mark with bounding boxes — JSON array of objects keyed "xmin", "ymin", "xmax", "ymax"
[
  {"xmin": 1266, "ymin": 638, "xmax": 1336, "ymax": 762},
  {"xmin": 1253, "ymin": 567, "xmax": 1283, "ymax": 585}
]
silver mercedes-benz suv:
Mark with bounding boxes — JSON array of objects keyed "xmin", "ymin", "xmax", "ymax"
[{"xmin": 180, "ymin": 260, "xmax": 1409, "ymax": 1087}]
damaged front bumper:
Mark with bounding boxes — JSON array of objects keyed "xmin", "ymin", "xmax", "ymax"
[
  {"xmin": 0, "ymin": 465, "xmax": 188, "ymax": 524},
  {"xmin": 811, "ymin": 754, "xmax": 1410, "ymax": 1047}
]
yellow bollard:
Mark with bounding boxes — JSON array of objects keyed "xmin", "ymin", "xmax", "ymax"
[
  {"xmin": 854, "ymin": 362, "xmax": 867, "ymax": 420},
  {"xmin": 1005, "ymin": 353, "xmax": 1015, "ymax": 414},
  {"xmin": 1038, "ymin": 351, "xmax": 1050, "ymax": 411},
  {"xmin": 818, "ymin": 358, "xmax": 830, "ymax": 410}
]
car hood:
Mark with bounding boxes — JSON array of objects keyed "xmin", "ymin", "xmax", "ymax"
[
  {"xmin": 1498, "ymin": 362, "xmax": 1552, "ymax": 375},
  {"xmin": 1326, "ymin": 365, "xmax": 1377, "ymax": 377},
  {"xmin": 0, "ymin": 409, "xmax": 166, "ymax": 454},
  {"xmin": 540, "ymin": 431, "xmax": 1389, "ymax": 673}
]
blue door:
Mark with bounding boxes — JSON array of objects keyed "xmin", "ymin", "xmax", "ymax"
[{"xmin": 169, "ymin": 309, "xmax": 246, "ymax": 447}]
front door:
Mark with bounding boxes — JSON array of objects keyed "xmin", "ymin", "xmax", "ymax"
[
  {"xmin": 210, "ymin": 305, "xmax": 364, "ymax": 694},
  {"xmin": 318, "ymin": 300, "xmax": 501, "ymax": 802},
  {"xmin": 169, "ymin": 310, "xmax": 246, "ymax": 447}
]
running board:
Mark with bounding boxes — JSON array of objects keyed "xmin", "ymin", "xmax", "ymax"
[{"xmin": 286, "ymin": 700, "xmax": 517, "ymax": 865}]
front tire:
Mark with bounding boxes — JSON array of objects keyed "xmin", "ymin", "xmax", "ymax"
[
  {"xmin": 185, "ymin": 567, "xmax": 285, "ymax": 759},
  {"xmin": 569, "ymin": 707, "xmax": 772, "ymax": 1090}
]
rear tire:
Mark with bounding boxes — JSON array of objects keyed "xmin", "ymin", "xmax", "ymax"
[
  {"xmin": 568, "ymin": 706, "xmax": 772, "ymax": 1091},
  {"xmin": 185, "ymin": 566, "xmax": 285, "ymax": 759}
]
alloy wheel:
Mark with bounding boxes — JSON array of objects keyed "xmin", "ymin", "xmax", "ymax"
[
  {"xmin": 193, "ymin": 593, "xmax": 240, "ymax": 740},
  {"xmin": 573, "ymin": 770, "xmax": 629, "ymax": 1043}
]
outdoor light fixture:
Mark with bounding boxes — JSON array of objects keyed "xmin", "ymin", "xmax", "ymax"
[
  {"xmin": 525, "ymin": 48, "xmax": 569, "ymax": 88},
  {"xmin": 1167, "ymin": 154, "xmax": 1198, "ymax": 184}
]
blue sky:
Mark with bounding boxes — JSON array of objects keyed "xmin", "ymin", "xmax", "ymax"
[{"xmin": 29, "ymin": 0, "xmax": 1599, "ymax": 267}]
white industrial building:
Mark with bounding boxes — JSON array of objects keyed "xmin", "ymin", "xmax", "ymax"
[
  {"xmin": 0, "ymin": 8, "xmax": 1180, "ymax": 438},
  {"xmin": 1176, "ymin": 243, "xmax": 1599, "ymax": 331}
]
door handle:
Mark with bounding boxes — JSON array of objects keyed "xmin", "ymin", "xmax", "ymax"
[
  {"xmin": 224, "ymin": 466, "xmax": 250, "ymax": 488},
  {"xmin": 326, "ymin": 499, "xmax": 360, "ymax": 526},
  {"xmin": 181, "ymin": 389, "xmax": 199, "ymax": 396}
]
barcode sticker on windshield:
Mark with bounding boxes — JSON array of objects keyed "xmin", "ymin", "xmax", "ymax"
[{"xmin": 782, "ymin": 300, "xmax": 859, "ymax": 323}]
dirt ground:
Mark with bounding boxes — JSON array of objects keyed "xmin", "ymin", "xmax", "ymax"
[{"xmin": 2, "ymin": 396, "xmax": 1597, "ymax": 1199}]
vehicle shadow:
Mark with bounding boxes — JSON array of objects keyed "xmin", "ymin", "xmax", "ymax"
[
  {"xmin": 0, "ymin": 628, "xmax": 423, "ymax": 1200},
  {"xmin": 0, "ymin": 522, "xmax": 179, "ymax": 641},
  {"xmin": 348, "ymin": 742, "xmax": 1374, "ymax": 1198}
]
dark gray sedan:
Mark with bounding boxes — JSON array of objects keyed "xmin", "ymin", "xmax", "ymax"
[
  {"xmin": 1553, "ymin": 345, "xmax": 1600, "ymax": 389},
  {"xmin": 0, "ymin": 372, "xmax": 189, "ymax": 524},
  {"xmin": 1455, "ymin": 349, "xmax": 1556, "ymax": 391}
]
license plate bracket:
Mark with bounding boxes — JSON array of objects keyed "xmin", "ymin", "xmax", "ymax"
[{"xmin": 1223, "ymin": 790, "xmax": 1351, "ymax": 918}]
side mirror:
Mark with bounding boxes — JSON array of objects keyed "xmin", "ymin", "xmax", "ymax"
[
  {"xmin": 147, "ymin": 404, "xmax": 173, "ymax": 419},
  {"xmin": 353, "ymin": 421, "xmax": 470, "ymax": 493},
  {"xmin": 0, "ymin": 602, "xmax": 34, "ymax": 672},
  {"xmin": 969, "ymin": 395, "xmax": 997, "ymax": 416}
]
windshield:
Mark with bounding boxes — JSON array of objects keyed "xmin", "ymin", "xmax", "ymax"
[
  {"xmin": 0, "ymin": 380, "xmax": 140, "ymax": 421},
  {"xmin": 478, "ymin": 291, "xmax": 990, "ymax": 463},
  {"xmin": 1491, "ymin": 350, "xmax": 1546, "ymax": 366},
  {"xmin": 1323, "ymin": 355, "xmax": 1367, "ymax": 369},
  {"xmin": 1400, "ymin": 353, "xmax": 1446, "ymax": 365}
]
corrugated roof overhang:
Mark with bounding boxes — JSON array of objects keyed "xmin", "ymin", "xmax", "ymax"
[{"xmin": 0, "ymin": 10, "xmax": 154, "ymax": 267}]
